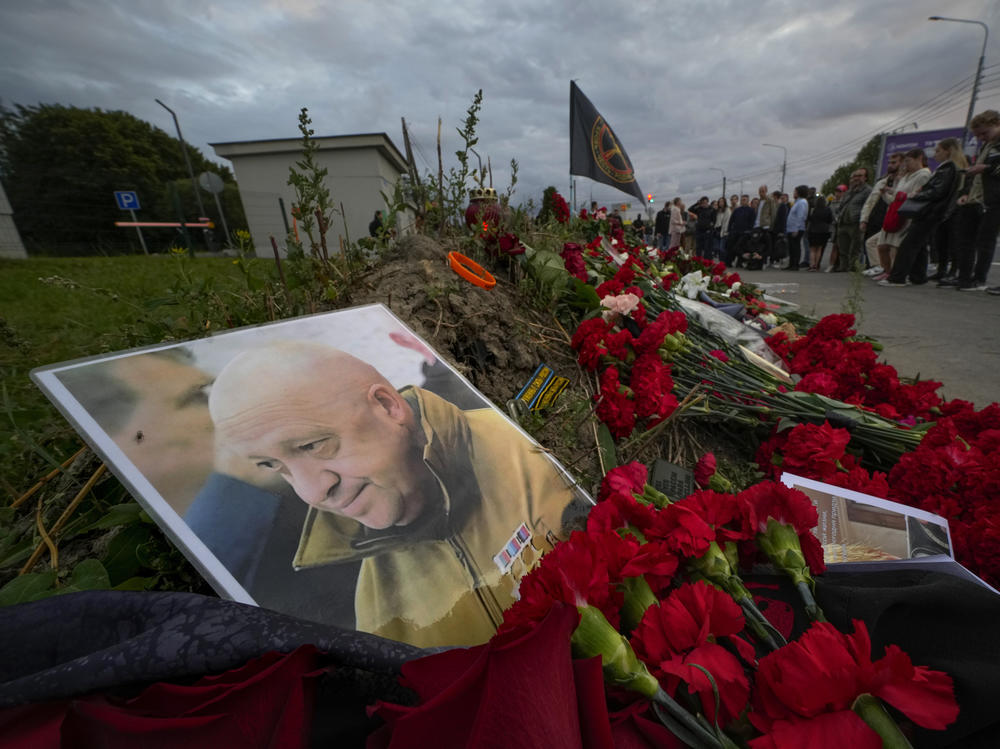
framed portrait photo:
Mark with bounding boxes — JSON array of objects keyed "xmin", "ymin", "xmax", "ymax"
[{"xmin": 32, "ymin": 304, "xmax": 593, "ymax": 648}]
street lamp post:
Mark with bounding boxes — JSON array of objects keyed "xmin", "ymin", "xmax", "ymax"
[
  {"xmin": 928, "ymin": 16, "xmax": 989, "ymax": 145},
  {"xmin": 762, "ymin": 144, "xmax": 787, "ymax": 193},
  {"xmin": 155, "ymin": 98, "xmax": 207, "ymax": 219},
  {"xmin": 709, "ymin": 167, "xmax": 726, "ymax": 200}
]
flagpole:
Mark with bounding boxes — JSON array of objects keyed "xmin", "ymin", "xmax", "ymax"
[{"xmin": 569, "ymin": 80, "xmax": 574, "ymax": 213}]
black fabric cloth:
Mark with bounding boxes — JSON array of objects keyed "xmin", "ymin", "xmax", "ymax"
[
  {"xmin": 746, "ymin": 569, "xmax": 1000, "ymax": 749},
  {"xmin": 816, "ymin": 570, "xmax": 1000, "ymax": 749},
  {"xmin": 3, "ymin": 572, "xmax": 998, "ymax": 747},
  {"xmin": 0, "ymin": 591, "xmax": 425, "ymax": 710}
]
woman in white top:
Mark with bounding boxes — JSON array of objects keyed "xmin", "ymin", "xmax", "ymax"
[
  {"xmin": 713, "ymin": 197, "xmax": 731, "ymax": 261},
  {"xmin": 873, "ymin": 148, "xmax": 932, "ymax": 279},
  {"xmin": 668, "ymin": 197, "xmax": 686, "ymax": 250}
]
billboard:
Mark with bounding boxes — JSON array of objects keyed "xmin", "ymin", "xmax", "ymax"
[{"xmin": 879, "ymin": 127, "xmax": 966, "ymax": 176}]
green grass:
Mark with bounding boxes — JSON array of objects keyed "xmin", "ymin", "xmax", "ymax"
[
  {"xmin": 1, "ymin": 255, "xmax": 248, "ymax": 364},
  {"xmin": 0, "ymin": 254, "xmax": 255, "ymax": 495},
  {"xmin": 1, "ymin": 253, "xmax": 280, "ymax": 601}
]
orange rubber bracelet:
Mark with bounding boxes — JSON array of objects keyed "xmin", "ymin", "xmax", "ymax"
[{"xmin": 448, "ymin": 251, "xmax": 496, "ymax": 289}]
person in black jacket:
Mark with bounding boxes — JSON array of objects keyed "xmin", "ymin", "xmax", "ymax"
[
  {"xmin": 654, "ymin": 201, "xmax": 671, "ymax": 251},
  {"xmin": 688, "ymin": 196, "xmax": 716, "ymax": 258},
  {"xmin": 725, "ymin": 195, "xmax": 755, "ymax": 265},
  {"xmin": 769, "ymin": 191, "xmax": 789, "ymax": 266},
  {"xmin": 806, "ymin": 196, "xmax": 834, "ymax": 271},
  {"xmin": 369, "ymin": 210, "xmax": 384, "ymax": 238},
  {"xmin": 882, "ymin": 139, "xmax": 965, "ymax": 286},
  {"xmin": 950, "ymin": 110, "xmax": 1000, "ymax": 293}
]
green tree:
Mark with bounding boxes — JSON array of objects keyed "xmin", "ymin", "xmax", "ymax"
[
  {"xmin": 821, "ymin": 135, "xmax": 881, "ymax": 195},
  {"xmin": 0, "ymin": 103, "xmax": 244, "ymax": 255}
]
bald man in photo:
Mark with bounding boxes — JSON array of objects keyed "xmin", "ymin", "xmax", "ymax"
[{"xmin": 208, "ymin": 341, "xmax": 589, "ymax": 648}]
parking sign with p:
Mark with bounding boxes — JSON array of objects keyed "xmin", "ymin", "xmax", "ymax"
[{"xmin": 114, "ymin": 191, "xmax": 140, "ymax": 211}]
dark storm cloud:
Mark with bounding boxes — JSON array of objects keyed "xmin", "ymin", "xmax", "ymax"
[{"xmin": 2, "ymin": 0, "xmax": 998, "ymax": 210}]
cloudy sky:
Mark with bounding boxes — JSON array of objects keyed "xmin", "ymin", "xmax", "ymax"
[{"xmin": 3, "ymin": 0, "xmax": 1000, "ymax": 212}]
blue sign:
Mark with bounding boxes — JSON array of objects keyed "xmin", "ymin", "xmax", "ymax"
[
  {"xmin": 879, "ymin": 128, "xmax": 965, "ymax": 177},
  {"xmin": 114, "ymin": 190, "xmax": 140, "ymax": 210}
]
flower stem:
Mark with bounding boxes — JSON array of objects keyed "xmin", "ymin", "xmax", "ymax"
[
  {"xmin": 651, "ymin": 688, "xmax": 724, "ymax": 749},
  {"xmin": 736, "ymin": 597, "xmax": 786, "ymax": 651},
  {"xmin": 796, "ymin": 581, "xmax": 826, "ymax": 622},
  {"xmin": 852, "ymin": 694, "xmax": 914, "ymax": 748}
]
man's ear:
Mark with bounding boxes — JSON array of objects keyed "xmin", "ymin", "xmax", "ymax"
[{"xmin": 368, "ymin": 383, "xmax": 408, "ymax": 423}]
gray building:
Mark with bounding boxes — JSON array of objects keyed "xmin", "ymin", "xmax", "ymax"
[
  {"xmin": 0, "ymin": 181, "xmax": 27, "ymax": 259},
  {"xmin": 210, "ymin": 132, "xmax": 410, "ymax": 257}
]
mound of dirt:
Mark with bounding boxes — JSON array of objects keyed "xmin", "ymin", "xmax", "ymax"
[
  {"xmin": 351, "ymin": 235, "xmax": 545, "ymax": 400},
  {"xmin": 348, "ymin": 234, "xmax": 604, "ymax": 490}
]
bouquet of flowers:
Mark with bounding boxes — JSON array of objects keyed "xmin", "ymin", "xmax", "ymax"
[
  {"xmin": 370, "ymin": 464, "xmax": 959, "ymax": 747},
  {"xmin": 560, "ymin": 236, "xmax": 928, "ymax": 468}
]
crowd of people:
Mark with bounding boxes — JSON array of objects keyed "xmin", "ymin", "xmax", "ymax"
[{"xmin": 639, "ymin": 109, "xmax": 1000, "ymax": 295}]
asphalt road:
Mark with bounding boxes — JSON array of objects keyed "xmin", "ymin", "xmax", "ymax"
[{"xmin": 743, "ymin": 259, "xmax": 1000, "ymax": 408}]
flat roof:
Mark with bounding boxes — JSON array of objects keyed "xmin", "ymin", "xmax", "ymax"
[{"xmin": 210, "ymin": 132, "xmax": 407, "ymax": 172}]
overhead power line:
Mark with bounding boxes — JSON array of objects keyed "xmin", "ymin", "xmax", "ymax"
[{"xmin": 725, "ymin": 67, "xmax": 998, "ymax": 186}]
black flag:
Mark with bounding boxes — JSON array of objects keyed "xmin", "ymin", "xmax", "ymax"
[{"xmin": 569, "ymin": 81, "xmax": 643, "ymax": 202}]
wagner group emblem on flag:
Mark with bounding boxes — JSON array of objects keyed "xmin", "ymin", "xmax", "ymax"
[
  {"xmin": 570, "ymin": 81, "xmax": 643, "ymax": 201},
  {"xmin": 590, "ymin": 115, "xmax": 636, "ymax": 184}
]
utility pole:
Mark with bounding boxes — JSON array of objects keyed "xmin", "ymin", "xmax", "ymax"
[
  {"xmin": 155, "ymin": 99, "xmax": 207, "ymax": 219},
  {"xmin": 928, "ymin": 16, "xmax": 989, "ymax": 147},
  {"xmin": 762, "ymin": 143, "xmax": 787, "ymax": 193},
  {"xmin": 710, "ymin": 167, "xmax": 726, "ymax": 199}
]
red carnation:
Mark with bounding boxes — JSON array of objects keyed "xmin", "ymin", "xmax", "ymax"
[
  {"xmin": 595, "ymin": 279, "xmax": 625, "ymax": 299},
  {"xmin": 501, "ymin": 529, "xmax": 641, "ymax": 632},
  {"xmin": 596, "ymin": 367, "xmax": 637, "ymax": 440},
  {"xmin": 551, "ymin": 191, "xmax": 570, "ymax": 223},
  {"xmin": 643, "ymin": 502, "xmax": 716, "ymax": 559},
  {"xmin": 631, "ymin": 582, "xmax": 751, "ymax": 725},
  {"xmin": 560, "ymin": 242, "xmax": 588, "ymax": 282},
  {"xmin": 810, "ymin": 313, "xmax": 857, "ymax": 341},
  {"xmin": 571, "ymin": 317, "xmax": 612, "ymax": 370},
  {"xmin": 496, "ymin": 232, "xmax": 525, "ymax": 256},
  {"xmin": 681, "ymin": 488, "xmax": 755, "ymax": 543},
  {"xmin": 693, "ymin": 453, "xmax": 717, "ymax": 488},
  {"xmin": 739, "ymin": 481, "xmax": 816, "ymax": 536},
  {"xmin": 613, "ymin": 263, "xmax": 637, "ymax": 287},
  {"xmin": 739, "ymin": 481, "xmax": 825, "ymax": 577},
  {"xmin": 795, "ymin": 371, "xmax": 840, "ymax": 398},
  {"xmin": 780, "ymin": 421, "xmax": 851, "ymax": 480},
  {"xmin": 630, "ymin": 353, "xmax": 677, "ymax": 422},
  {"xmin": 598, "ymin": 461, "xmax": 649, "ymax": 501},
  {"xmin": 749, "ymin": 619, "xmax": 958, "ymax": 746}
]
